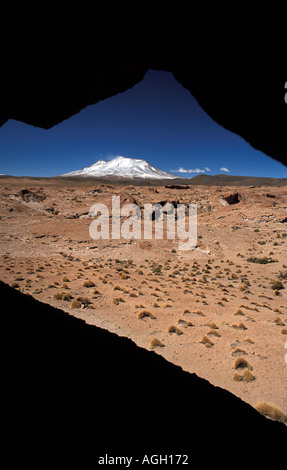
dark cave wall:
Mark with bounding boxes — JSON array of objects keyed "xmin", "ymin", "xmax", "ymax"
[
  {"xmin": 1, "ymin": 42, "xmax": 287, "ymax": 166},
  {"xmin": 1, "ymin": 40, "xmax": 287, "ymax": 451}
]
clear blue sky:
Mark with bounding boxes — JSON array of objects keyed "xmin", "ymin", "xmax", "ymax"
[{"xmin": 0, "ymin": 70, "xmax": 286, "ymax": 178}]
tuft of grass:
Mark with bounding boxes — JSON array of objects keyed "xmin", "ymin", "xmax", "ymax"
[
  {"xmin": 76, "ymin": 296, "xmax": 92, "ymax": 307},
  {"xmin": 120, "ymin": 273, "xmax": 129, "ymax": 280},
  {"xmin": 207, "ymin": 329, "xmax": 221, "ymax": 337},
  {"xmin": 62, "ymin": 276, "xmax": 70, "ymax": 282},
  {"xmin": 234, "ymin": 356, "xmax": 252, "ymax": 370},
  {"xmin": 255, "ymin": 402, "xmax": 287, "ymax": 424},
  {"xmin": 233, "ymin": 372, "xmax": 243, "ymax": 382},
  {"xmin": 247, "ymin": 256, "xmax": 278, "ymax": 264},
  {"xmin": 112, "ymin": 297, "xmax": 125, "ymax": 305},
  {"xmin": 243, "ymin": 336, "xmax": 254, "ymax": 343},
  {"xmin": 232, "ymin": 347, "xmax": 247, "ymax": 356},
  {"xmin": 93, "ymin": 288, "xmax": 102, "ymax": 296},
  {"xmin": 234, "ymin": 308, "xmax": 245, "ymax": 316},
  {"xmin": 192, "ymin": 310, "xmax": 205, "ymax": 317},
  {"xmin": 61, "ymin": 292, "xmax": 73, "ymax": 301},
  {"xmin": 232, "ymin": 322, "xmax": 247, "ymax": 330},
  {"xmin": 71, "ymin": 299, "xmax": 81, "ymax": 309},
  {"xmin": 152, "ymin": 266, "xmax": 162, "ymax": 274},
  {"xmin": 243, "ymin": 368, "xmax": 256, "ymax": 382},
  {"xmin": 199, "ymin": 335, "xmax": 214, "ymax": 348},
  {"xmin": 53, "ymin": 291, "xmax": 74, "ymax": 301},
  {"xmin": 53, "ymin": 292, "xmax": 64, "ymax": 300},
  {"xmin": 137, "ymin": 310, "xmax": 156, "ymax": 319},
  {"xmin": 168, "ymin": 325, "xmax": 183, "ymax": 335},
  {"xmin": 232, "ymin": 368, "xmax": 255, "ymax": 382},
  {"xmin": 271, "ymin": 280, "xmax": 284, "ymax": 290},
  {"xmin": 274, "ymin": 316, "xmax": 285, "ymax": 326},
  {"xmin": 83, "ymin": 280, "xmax": 95, "ymax": 288},
  {"xmin": 150, "ymin": 337, "xmax": 165, "ymax": 349}
]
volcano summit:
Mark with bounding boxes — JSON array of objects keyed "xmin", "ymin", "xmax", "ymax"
[{"xmin": 61, "ymin": 156, "xmax": 178, "ymax": 179}]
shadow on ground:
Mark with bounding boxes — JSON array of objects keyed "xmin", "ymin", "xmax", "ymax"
[{"xmin": 1, "ymin": 281, "xmax": 286, "ymax": 450}]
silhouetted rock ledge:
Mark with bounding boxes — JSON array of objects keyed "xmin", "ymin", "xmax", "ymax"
[{"xmin": 1, "ymin": 280, "xmax": 286, "ymax": 450}]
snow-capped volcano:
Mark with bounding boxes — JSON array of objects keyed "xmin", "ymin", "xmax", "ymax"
[{"xmin": 61, "ymin": 156, "xmax": 178, "ymax": 179}]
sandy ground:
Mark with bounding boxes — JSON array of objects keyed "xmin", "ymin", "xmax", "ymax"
[{"xmin": 1, "ymin": 177, "xmax": 287, "ymax": 421}]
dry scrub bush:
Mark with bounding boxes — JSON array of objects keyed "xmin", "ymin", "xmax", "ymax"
[{"xmin": 71, "ymin": 299, "xmax": 81, "ymax": 309}]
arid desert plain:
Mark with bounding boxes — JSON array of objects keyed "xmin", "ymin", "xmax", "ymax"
[{"xmin": 1, "ymin": 176, "xmax": 287, "ymax": 424}]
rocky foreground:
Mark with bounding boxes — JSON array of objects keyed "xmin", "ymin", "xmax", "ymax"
[{"xmin": 1, "ymin": 177, "xmax": 287, "ymax": 429}]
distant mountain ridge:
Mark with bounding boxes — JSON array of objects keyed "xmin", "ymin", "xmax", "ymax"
[{"xmin": 189, "ymin": 174, "xmax": 287, "ymax": 186}]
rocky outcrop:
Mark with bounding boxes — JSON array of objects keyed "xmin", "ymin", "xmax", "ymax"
[
  {"xmin": 165, "ymin": 184, "xmax": 190, "ymax": 189},
  {"xmin": 1, "ymin": 281, "xmax": 286, "ymax": 450},
  {"xmin": 18, "ymin": 189, "xmax": 46, "ymax": 202},
  {"xmin": 219, "ymin": 192, "xmax": 241, "ymax": 206}
]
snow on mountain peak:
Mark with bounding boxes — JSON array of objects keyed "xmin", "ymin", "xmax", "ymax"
[{"xmin": 61, "ymin": 156, "xmax": 178, "ymax": 179}]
